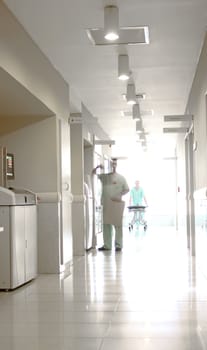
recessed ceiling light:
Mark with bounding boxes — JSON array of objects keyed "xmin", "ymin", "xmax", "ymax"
[{"xmin": 86, "ymin": 26, "xmax": 149, "ymax": 46}]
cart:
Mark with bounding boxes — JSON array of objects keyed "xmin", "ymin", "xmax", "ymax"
[{"xmin": 128, "ymin": 205, "xmax": 147, "ymax": 231}]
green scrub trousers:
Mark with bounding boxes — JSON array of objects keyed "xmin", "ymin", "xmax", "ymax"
[{"xmin": 103, "ymin": 224, "xmax": 123, "ymax": 249}]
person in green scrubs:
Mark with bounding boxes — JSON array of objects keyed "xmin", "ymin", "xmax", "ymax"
[
  {"xmin": 93, "ymin": 159, "xmax": 129, "ymax": 251},
  {"xmin": 129, "ymin": 180, "xmax": 148, "ymax": 230}
]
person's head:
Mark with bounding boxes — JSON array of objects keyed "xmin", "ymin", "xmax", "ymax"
[
  {"xmin": 111, "ymin": 158, "xmax": 117, "ymax": 173},
  {"xmin": 135, "ymin": 180, "xmax": 140, "ymax": 188}
]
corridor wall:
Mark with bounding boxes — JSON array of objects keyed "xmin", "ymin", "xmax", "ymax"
[
  {"xmin": 184, "ymin": 32, "xmax": 207, "ymax": 270},
  {"xmin": 0, "ymin": 3, "xmax": 72, "ymax": 272}
]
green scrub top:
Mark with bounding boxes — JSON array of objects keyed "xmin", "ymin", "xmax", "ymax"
[
  {"xmin": 130, "ymin": 187, "xmax": 145, "ymax": 205},
  {"xmin": 98, "ymin": 172, "xmax": 129, "ymax": 203}
]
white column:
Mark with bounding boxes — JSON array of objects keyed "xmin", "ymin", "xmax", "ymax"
[{"xmin": 70, "ymin": 115, "xmax": 85, "ymax": 256}]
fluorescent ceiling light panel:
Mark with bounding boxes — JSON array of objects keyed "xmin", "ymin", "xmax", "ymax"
[
  {"xmin": 121, "ymin": 110, "xmax": 131, "ymax": 117},
  {"xmin": 122, "ymin": 92, "xmax": 146, "ymax": 100},
  {"xmin": 142, "ymin": 109, "xmax": 154, "ymax": 116},
  {"xmin": 121, "ymin": 108, "xmax": 152, "ymax": 118},
  {"xmin": 118, "ymin": 54, "xmax": 130, "ymax": 80},
  {"xmin": 163, "ymin": 127, "xmax": 188, "ymax": 133},
  {"xmin": 86, "ymin": 26, "xmax": 149, "ymax": 46},
  {"xmin": 104, "ymin": 6, "xmax": 119, "ymax": 41},
  {"xmin": 164, "ymin": 114, "xmax": 193, "ymax": 122},
  {"xmin": 94, "ymin": 139, "xmax": 115, "ymax": 145}
]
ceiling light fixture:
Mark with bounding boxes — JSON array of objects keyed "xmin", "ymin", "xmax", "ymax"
[
  {"xmin": 163, "ymin": 127, "xmax": 189, "ymax": 133},
  {"xmin": 164, "ymin": 114, "xmax": 193, "ymax": 122},
  {"xmin": 104, "ymin": 5, "xmax": 119, "ymax": 41},
  {"xmin": 122, "ymin": 92, "xmax": 146, "ymax": 100},
  {"xmin": 118, "ymin": 54, "xmax": 130, "ymax": 80},
  {"xmin": 136, "ymin": 120, "xmax": 143, "ymax": 133},
  {"xmin": 132, "ymin": 103, "xmax": 141, "ymax": 119},
  {"xmin": 126, "ymin": 83, "xmax": 136, "ymax": 105},
  {"xmin": 94, "ymin": 139, "xmax": 115, "ymax": 145}
]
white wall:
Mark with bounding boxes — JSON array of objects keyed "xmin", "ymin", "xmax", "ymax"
[
  {"xmin": 0, "ymin": 117, "xmax": 73, "ymax": 272},
  {"xmin": 0, "ymin": 117, "xmax": 58, "ymax": 191},
  {"xmin": 0, "ymin": 3, "xmax": 73, "ymax": 272},
  {"xmin": 186, "ymin": 33, "xmax": 207, "ymax": 191},
  {"xmin": 183, "ymin": 33, "xmax": 207, "ymax": 268}
]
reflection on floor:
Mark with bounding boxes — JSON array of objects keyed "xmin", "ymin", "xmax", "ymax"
[{"xmin": 0, "ymin": 227, "xmax": 207, "ymax": 350}]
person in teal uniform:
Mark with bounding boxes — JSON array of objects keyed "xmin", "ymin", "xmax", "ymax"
[
  {"xmin": 92, "ymin": 158, "xmax": 129, "ymax": 251},
  {"xmin": 129, "ymin": 180, "xmax": 148, "ymax": 230}
]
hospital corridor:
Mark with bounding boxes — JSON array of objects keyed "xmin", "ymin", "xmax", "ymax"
[
  {"xmin": 0, "ymin": 226, "xmax": 206, "ymax": 350},
  {"xmin": 1, "ymin": 1, "xmax": 207, "ymax": 349}
]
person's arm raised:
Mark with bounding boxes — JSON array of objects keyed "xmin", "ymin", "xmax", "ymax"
[{"xmin": 92, "ymin": 164, "xmax": 104, "ymax": 175}]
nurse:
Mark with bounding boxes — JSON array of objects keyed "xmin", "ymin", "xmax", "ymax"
[
  {"xmin": 92, "ymin": 158, "xmax": 129, "ymax": 251},
  {"xmin": 129, "ymin": 179, "xmax": 148, "ymax": 230}
]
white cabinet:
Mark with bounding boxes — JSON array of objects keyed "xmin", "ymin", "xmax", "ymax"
[{"xmin": 0, "ymin": 205, "xmax": 37, "ymax": 290}]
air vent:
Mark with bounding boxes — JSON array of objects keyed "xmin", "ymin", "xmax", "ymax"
[{"xmin": 86, "ymin": 26, "xmax": 149, "ymax": 46}]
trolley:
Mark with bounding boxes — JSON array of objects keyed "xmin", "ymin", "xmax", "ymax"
[{"xmin": 128, "ymin": 205, "xmax": 147, "ymax": 231}]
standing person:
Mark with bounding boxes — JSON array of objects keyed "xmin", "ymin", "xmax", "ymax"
[
  {"xmin": 129, "ymin": 180, "xmax": 148, "ymax": 231},
  {"xmin": 92, "ymin": 159, "xmax": 129, "ymax": 251}
]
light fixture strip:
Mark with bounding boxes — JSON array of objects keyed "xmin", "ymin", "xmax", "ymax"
[
  {"xmin": 118, "ymin": 54, "xmax": 130, "ymax": 80},
  {"xmin": 104, "ymin": 5, "xmax": 119, "ymax": 41},
  {"xmin": 136, "ymin": 120, "xmax": 143, "ymax": 133},
  {"xmin": 164, "ymin": 114, "xmax": 193, "ymax": 122},
  {"xmin": 126, "ymin": 83, "xmax": 136, "ymax": 105},
  {"xmin": 163, "ymin": 127, "xmax": 189, "ymax": 133},
  {"xmin": 132, "ymin": 103, "xmax": 141, "ymax": 119}
]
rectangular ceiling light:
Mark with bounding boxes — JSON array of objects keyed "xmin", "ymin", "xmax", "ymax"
[
  {"xmin": 94, "ymin": 139, "xmax": 115, "ymax": 145},
  {"xmin": 163, "ymin": 127, "xmax": 188, "ymax": 133},
  {"xmin": 121, "ymin": 109, "xmax": 153, "ymax": 117},
  {"xmin": 164, "ymin": 115, "xmax": 193, "ymax": 122},
  {"xmin": 86, "ymin": 26, "xmax": 149, "ymax": 46},
  {"xmin": 121, "ymin": 110, "xmax": 132, "ymax": 117}
]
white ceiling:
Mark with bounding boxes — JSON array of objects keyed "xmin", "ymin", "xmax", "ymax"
[{"xmin": 4, "ymin": 0, "xmax": 207, "ymax": 156}]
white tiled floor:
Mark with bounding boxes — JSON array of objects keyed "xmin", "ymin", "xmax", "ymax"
[{"xmin": 1, "ymin": 227, "xmax": 207, "ymax": 349}]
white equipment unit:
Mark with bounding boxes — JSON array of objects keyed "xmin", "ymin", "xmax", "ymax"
[
  {"xmin": 84, "ymin": 182, "xmax": 93, "ymax": 250},
  {"xmin": 0, "ymin": 187, "xmax": 37, "ymax": 290}
]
